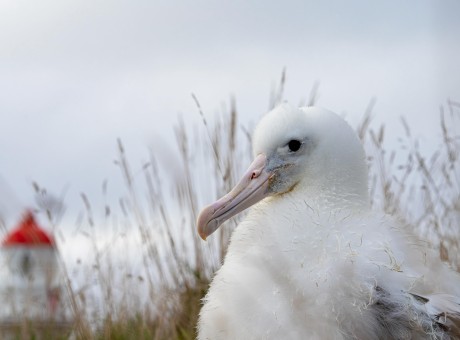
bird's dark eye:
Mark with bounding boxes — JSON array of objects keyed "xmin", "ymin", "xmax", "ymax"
[{"xmin": 288, "ymin": 140, "xmax": 302, "ymax": 152}]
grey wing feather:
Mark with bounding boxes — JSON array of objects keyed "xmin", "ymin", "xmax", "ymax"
[
  {"xmin": 417, "ymin": 293, "xmax": 460, "ymax": 338},
  {"xmin": 371, "ymin": 287, "xmax": 460, "ymax": 339}
]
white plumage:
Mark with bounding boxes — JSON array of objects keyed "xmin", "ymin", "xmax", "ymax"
[{"xmin": 196, "ymin": 104, "xmax": 460, "ymax": 339}]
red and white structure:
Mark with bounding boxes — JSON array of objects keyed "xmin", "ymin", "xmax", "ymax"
[{"xmin": 0, "ymin": 211, "xmax": 71, "ymax": 326}]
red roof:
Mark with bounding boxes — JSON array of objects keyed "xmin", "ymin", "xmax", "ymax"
[{"xmin": 2, "ymin": 211, "xmax": 55, "ymax": 247}]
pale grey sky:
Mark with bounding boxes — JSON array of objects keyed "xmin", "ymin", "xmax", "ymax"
[{"xmin": 0, "ymin": 0, "xmax": 459, "ymax": 224}]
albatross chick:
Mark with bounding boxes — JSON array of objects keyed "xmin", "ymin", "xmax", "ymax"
[{"xmin": 197, "ymin": 104, "xmax": 460, "ymax": 340}]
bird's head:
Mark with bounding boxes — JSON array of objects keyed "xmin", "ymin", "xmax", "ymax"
[{"xmin": 197, "ymin": 103, "xmax": 369, "ymax": 240}]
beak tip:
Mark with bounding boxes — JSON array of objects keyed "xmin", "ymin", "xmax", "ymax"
[
  {"xmin": 197, "ymin": 213, "xmax": 209, "ymax": 241},
  {"xmin": 197, "ymin": 206, "xmax": 217, "ymax": 240},
  {"xmin": 198, "ymin": 228, "xmax": 207, "ymax": 241}
]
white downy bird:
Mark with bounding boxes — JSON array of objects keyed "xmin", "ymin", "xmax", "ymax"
[{"xmin": 196, "ymin": 104, "xmax": 460, "ymax": 340}]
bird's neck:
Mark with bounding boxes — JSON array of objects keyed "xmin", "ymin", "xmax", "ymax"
[
  {"xmin": 233, "ymin": 177, "xmax": 371, "ymax": 256},
  {"xmin": 287, "ymin": 176, "xmax": 370, "ymax": 213},
  {"xmin": 254, "ymin": 184, "xmax": 370, "ymax": 237}
]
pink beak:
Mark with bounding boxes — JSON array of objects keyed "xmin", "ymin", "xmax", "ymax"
[{"xmin": 197, "ymin": 154, "xmax": 272, "ymax": 240}]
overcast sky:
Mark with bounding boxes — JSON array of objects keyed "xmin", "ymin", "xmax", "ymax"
[{"xmin": 0, "ymin": 0, "xmax": 459, "ymax": 225}]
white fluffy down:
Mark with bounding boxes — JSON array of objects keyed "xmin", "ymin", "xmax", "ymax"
[{"xmin": 198, "ymin": 104, "xmax": 460, "ymax": 339}]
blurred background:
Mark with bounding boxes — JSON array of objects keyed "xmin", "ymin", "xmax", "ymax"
[{"xmin": 0, "ymin": 1, "xmax": 459, "ymax": 338}]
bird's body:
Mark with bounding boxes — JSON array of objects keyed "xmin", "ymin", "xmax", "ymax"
[{"xmin": 197, "ymin": 104, "xmax": 460, "ymax": 339}]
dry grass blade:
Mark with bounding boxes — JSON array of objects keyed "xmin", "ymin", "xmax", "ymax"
[{"xmin": 269, "ymin": 68, "xmax": 287, "ymax": 109}]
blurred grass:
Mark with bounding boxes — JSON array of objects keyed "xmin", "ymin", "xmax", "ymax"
[{"xmin": 3, "ymin": 81, "xmax": 459, "ymax": 339}]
